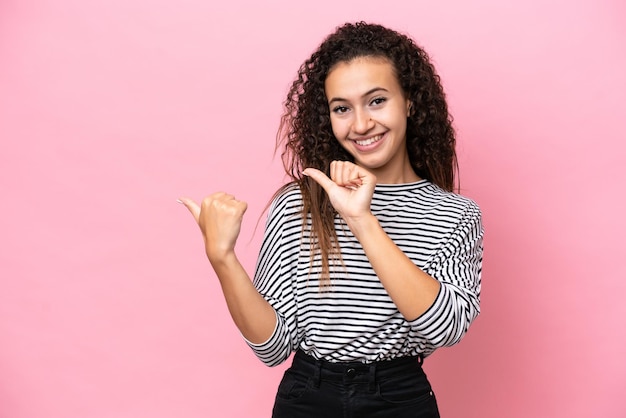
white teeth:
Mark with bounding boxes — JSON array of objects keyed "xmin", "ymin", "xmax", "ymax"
[{"xmin": 355, "ymin": 135, "xmax": 382, "ymax": 146}]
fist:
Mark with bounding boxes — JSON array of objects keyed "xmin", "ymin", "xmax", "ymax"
[{"xmin": 178, "ymin": 192, "xmax": 248, "ymax": 261}]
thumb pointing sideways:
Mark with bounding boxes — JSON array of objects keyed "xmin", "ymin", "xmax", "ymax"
[
  {"xmin": 177, "ymin": 197, "xmax": 201, "ymax": 223},
  {"xmin": 302, "ymin": 168, "xmax": 335, "ymax": 191}
]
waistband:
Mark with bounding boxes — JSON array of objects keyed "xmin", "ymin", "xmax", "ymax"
[
  {"xmin": 292, "ymin": 350, "xmax": 424, "ymax": 389},
  {"xmin": 294, "ymin": 350, "xmax": 422, "ymax": 372}
]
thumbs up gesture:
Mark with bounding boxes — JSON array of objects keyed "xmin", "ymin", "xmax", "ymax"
[
  {"xmin": 304, "ymin": 161, "xmax": 376, "ymax": 224},
  {"xmin": 178, "ymin": 192, "xmax": 248, "ymax": 262}
]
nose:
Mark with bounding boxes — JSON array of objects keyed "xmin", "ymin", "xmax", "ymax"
[{"xmin": 352, "ymin": 107, "xmax": 374, "ymax": 134}]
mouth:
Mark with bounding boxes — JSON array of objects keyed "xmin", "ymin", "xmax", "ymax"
[{"xmin": 353, "ymin": 134, "xmax": 383, "ymax": 146}]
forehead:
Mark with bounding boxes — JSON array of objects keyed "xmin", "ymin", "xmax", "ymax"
[{"xmin": 324, "ymin": 57, "xmax": 401, "ymax": 98}]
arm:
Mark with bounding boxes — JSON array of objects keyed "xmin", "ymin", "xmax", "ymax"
[
  {"xmin": 303, "ymin": 162, "xmax": 439, "ymax": 320},
  {"xmin": 303, "ymin": 161, "xmax": 482, "ymax": 340},
  {"xmin": 245, "ymin": 189, "xmax": 303, "ymax": 365},
  {"xmin": 344, "ymin": 213, "xmax": 441, "ymax": 320},
  {"xmin": 178, "ymin": 193, "xmax": 276, "ymax": 344},
  {"xmin": 410, "ymin": 205, "xmax": 483, "ymax": 347}
]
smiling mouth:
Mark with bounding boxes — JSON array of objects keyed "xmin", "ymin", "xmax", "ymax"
[{"xmin": 354, "ymin": 134, "xmax": 383, "ymax": 146}]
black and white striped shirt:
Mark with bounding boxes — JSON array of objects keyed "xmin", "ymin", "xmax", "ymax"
[{"xmin": 247, "ymin": 180, "xmax": 483, "ymax": 367}]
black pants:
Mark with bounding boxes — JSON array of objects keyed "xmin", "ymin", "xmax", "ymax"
[{"xmin": 272, "ymin": 350, "xmax": 440, "ymax": 418}]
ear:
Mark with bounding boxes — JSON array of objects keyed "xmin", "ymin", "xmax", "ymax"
[{"xmin": 406, "ymin": 100, "xmax": 412, "ymax": 117}]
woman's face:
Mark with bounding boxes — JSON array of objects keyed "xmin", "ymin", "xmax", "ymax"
[{"xmin": 324, "ymin": 57, "xmax": 417, "ymax": 184}]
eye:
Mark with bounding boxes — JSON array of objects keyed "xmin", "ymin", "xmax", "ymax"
[
  {"xmin": 332, "ymin": 105, "xmax": 350, "ymax": 114},
  {"xmin": 370, "ymin": 97, "xmax": 387, "ymax": 106}
]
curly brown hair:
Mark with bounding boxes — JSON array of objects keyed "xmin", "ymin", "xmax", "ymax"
[{"xmin": 275, "ymin": 21, "xmax": 458, "ymax": 285}]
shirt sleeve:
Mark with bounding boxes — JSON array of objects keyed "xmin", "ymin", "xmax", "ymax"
[
  {"xmin": 243, "ymin": 189, "xmax": 302, "ymax": 367},
  {"xmin": 409, "ymin": 199, "xmax": 484, "ymax": 348}
]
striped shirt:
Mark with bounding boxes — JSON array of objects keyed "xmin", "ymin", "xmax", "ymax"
[{"xmin": 247, "ymin": 180, "xmax": 483, "ymax": 367}]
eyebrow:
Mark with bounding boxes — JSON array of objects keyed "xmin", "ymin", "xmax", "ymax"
[{"xmin": 328, "ymin": 87, "xmax": 389, "ymax": 105}]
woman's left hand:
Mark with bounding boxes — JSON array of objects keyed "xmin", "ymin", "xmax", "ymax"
[{"xmin": 303, "ymin": 161, "xmax": 376, "ymax": 223}]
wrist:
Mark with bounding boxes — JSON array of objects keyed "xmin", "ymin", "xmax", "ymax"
[
  {"xmin": 207, "ymin": 247, "xmax": 238, "ymax": 268},
  {"xmin": 344, "ymin": 213, "xmax": 379, "ymax": 239}
]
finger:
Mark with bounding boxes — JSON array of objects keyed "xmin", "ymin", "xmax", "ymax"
[
  {"xmin": 345, "ymin": 161, "xmax": 374, "ymax": 182},
  {"xmin": 331, "ymin": 161, "xmax": 362, "ymax": 188},
  {"xmin": 330, "ymin": 161, "xmax": 338, "ymax": 184},
  {"xmin": 214, "ymin": 196, "xmax": 248, "ymax": 215},
  {"xmin": 331, "ymin": 161, "xmax": 345, "ymax": 184},
  {"xmin": 203, "ymin": 193, "xmax": 249, "ymax": 220},
  {"xmin": 347, "ymin": 165, "xmax": 364, "ymax": 188},
  {"xmin": 208, "ymin": 191, "xmax": 229, "ymax": 202},
  {"xmin": 343, "ymin": 163, "xmax": 361, "ymax": 187},
  {"xmin": 208, "ymin": 192, "xmax": 241, "ymax": 207},
  {"xmin": 235, "ymin": 200, "xmax": 248, "ymax": 217},
  {"xmin": 177, "ymin": 197, "xmax": 201, "ymax": 223},
  {"xmin": 303, "ymin": 168, "xmax": 336, "ymax": 192}
]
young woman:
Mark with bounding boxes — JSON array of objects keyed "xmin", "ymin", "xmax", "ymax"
[{"xmin": 180, "ymin": 22, "xmax": 483, "ymax": 418}]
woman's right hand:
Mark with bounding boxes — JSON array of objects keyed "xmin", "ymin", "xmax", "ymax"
[{"xmin": 178, "ymin": 193, "xmax": 248, "ymax": 262}]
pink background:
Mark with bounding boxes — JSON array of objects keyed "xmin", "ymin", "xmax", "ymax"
[{"xmin": 1, "ymin": 0, "xmax": 625, "ymax": 417}]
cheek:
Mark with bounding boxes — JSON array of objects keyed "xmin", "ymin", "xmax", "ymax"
[
  {"xmin": 329, "ymin": 117, "xmax": 348, "ymax": 139},
  {"xmin": 387, "ymin": 108, "xmax": 408, "ymax": 133}
]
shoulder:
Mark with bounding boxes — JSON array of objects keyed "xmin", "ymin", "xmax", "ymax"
[
  {"xmin": 269, "ymin": 183, "xmax": 303, "ymax": 213},
  {"xmin": 374, "ymin": 180, "xmax": 481, "ymax": 220},
  {"xmin": 429, "ymin": 185, "xmax": 483, "ymax": 242},
  {"xmin": 420, "ymin": 182, "xmax": 481, "ymax": 220},
  {"xmin": 416, "ymin": 184, "xmax": 484, "ymax": 251},
  {"xmin": 266, "ymin": 183, "xmax": 304, "ymax": 226}
]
